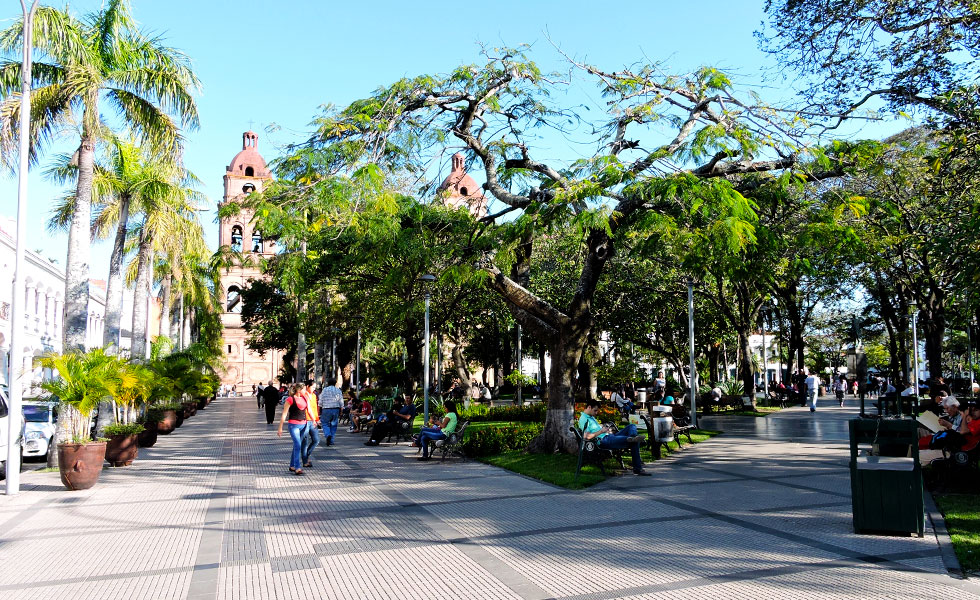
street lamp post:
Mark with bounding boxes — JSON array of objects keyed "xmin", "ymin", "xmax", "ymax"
[
  {"xmin": 685, "ymin": 278, "xmax": 698, "ymax": 428},
  {"xmin": 355, "ymin": 328, "xmax": 361, "ymax": 396},
  {"xmin": 761, "ymin": 307, "xmax": 769, "ymax": 405},
  {"xmin": 516, "ymin": 324, "xmax": 523, "ymax": 406},
  {"xmin": 6, "ymin": 0, "xmax": 39, "ymax": 497},
  {"xmin": 419, "ymin": 274, "xmax": 436, "ymax": 425},
  {"xmin": 970, "ymin": 317, "xmax": 976, "ymax": 398},
  {"xmin": 911, "ymin": 311, "xmax": 920, "ymax": 397}
]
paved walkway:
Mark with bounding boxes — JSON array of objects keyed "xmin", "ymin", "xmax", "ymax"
[{"xmin": 0, "ymin": 396, "xmax": 974, "ymax": 600}]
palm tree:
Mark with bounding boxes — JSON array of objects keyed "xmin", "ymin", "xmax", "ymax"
[{"xmin": 0, "ymin": 0, "xmax": 200, "ymax": 352}]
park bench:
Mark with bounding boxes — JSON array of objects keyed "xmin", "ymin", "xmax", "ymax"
[
  {"xmin": 427, "ymin": 420, "xmax": 470, "ymax": 462},
  {"xmin": 667, "ymin": 404, "xmax": 694, "ymax": 446},
  {"xmin": 386, "ymin": 403, "xmax": 421, "ymax": 444},
  {"xmin": 570, "ymin": 424, "xmax": 626, "ymax": 481}
]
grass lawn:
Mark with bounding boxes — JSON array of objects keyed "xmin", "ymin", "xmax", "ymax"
[
  {"xmin": 934, "ymin": 494, "xmax": 980, "ymax": 574},
  {"xmin": 479, "ymin": 428, "xmax": 721, "ymax": 490}
]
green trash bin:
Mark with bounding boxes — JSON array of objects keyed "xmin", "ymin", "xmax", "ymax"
[{"xmin": 848, "ymin": 418, "xmax": 924, "ymax": 537}]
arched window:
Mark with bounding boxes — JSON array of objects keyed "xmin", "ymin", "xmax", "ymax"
[
  {"xmin": 242, "ymin": 183, "xmax": 255, "ymax": 193},
  {"xmin": 251, "ymin": 230, "xmax": 263, "ymax": 253},
  {"xmin": 226, "ymin": 286, "xmax": 243, "ymax": 314},
  {"xmin": 245, "ymin": 166, "xmax": 255, "ymax": 177},
  {"xmin": 230, "ymin": 225, "xmax": 243, "ymax": 252},
  {"xmin": 459, "ymin": 186, "xmax": 469, "ymax": 196}
]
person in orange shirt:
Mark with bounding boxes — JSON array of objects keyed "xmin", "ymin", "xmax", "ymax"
[{"xmin": 301, "ymin": 380, "xmax": 321, "ymax": 467}]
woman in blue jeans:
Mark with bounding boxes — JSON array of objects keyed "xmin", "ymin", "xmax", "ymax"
[
  {"xmin": 418, "ymin": 400, "xmax": 459, "ymax": 461},
  {"xmin": 277, "ymin": 384, "xmax": 309, "ymax": 475}
]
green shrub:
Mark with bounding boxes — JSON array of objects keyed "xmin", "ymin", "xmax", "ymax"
[
  {"xmin": 462, "ymin": 423, "xmax": 544, "ymax": 457},
  {"xmin": 157, "ymin": 403, "xmax": 183, "ymax": 412},
  {"xmin": 103, "ymin": 423, "xmax": 145, "ymax": 436},
  {"xmin": 463, "ymin": 403, "xmax": 547, "ymax": 423},
  {"xmin": 142, "ymin": 407, "xmax": 165, "ymax": 423}
]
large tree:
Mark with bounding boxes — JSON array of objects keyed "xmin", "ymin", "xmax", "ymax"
[{"xmin": 267, "ymin": 49, "xmax": 855, "ymax": 453}]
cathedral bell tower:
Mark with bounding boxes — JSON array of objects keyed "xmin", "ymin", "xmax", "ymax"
[{"xmin": 218, "ymin": 131, "xmax": 281, "ymax": 387}]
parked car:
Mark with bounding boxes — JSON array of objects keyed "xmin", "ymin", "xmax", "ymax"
[
  {"xmin": 0, "ymin": 387, "xmax": 24, "ymax": 480},
  {"xmin": 22, "ymin": 401, "xmax": 57, "ymax": 461}
]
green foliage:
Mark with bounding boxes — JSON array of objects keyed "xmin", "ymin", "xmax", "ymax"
[
  {"xmin": 35, "ymin": 348, "xmax": 124, "ymax": 441},
  {"xmin": 460, "ymin": 403, "xmax": 547, "ymax": 423},
  {"xmin": 503, "ymin": 371, "xmax": 536, "ymax": 388},
  {"xmin": 462, "ymin": 423, "xmax": 544, "ymax": 457},
  {"xmin": 102, "ymin": 423, "xmax": 145, "ymax": 436},
  {"xmin": 716, "ymin": 380, "xmax": 744, "ymax": 396}
]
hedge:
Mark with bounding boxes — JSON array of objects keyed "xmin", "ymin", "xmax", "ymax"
[
  {"xmin": 461, "ymin": 403, "xmax": 547, "ymax": 423},
  {"xmin": 462, "ymin": 423, "xmax": 544, "ymax": 457}
]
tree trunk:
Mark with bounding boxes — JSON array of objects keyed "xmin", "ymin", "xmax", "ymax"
[
  {"xmin": 920, "ymin": 288, "xmax": 946, "ymax": 381},
  {"xmin": 130, "ymin": 228, "xmax": 153, "ymax": 360},
  {"xmin": 528, "ymin": 334, "xmax": 580, "ymax": 454},
  {"xmin": 451, "ymin": 339, "xmax": 473, "ymax": 396},
  {"xmin": 737, "ymin": 327, "xmax": 755, "ymax": 398},
  {"xmin": 159, "ymin": 271, "xmax": 172, "ymax": 344},
  {"xmin": 539, "ymin": 351, "xmax": 548, "ymax": 401},
  {"xmin": 103, "ymin": 194, "xmax": 130, "ymax": 350},
  {"xmin": 314, "ymin": 342, "xmax": 324, "ymax": 387}
]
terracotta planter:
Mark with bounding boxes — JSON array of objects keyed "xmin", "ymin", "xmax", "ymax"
[
  {"xmin": 138, "ymin": 423, "xmax": 158, "ymax": 447},
  {"xmin": 105, "ymin": 434, "xmax": 139, "ymax": 467},
  {"xmin": 175, "ymin": 410, "xmax": 184, "ymax": 428},
  {"xmin": 58, "ymin": 442, "xmax": 106, "ymax": 491},
  {"xmin": 181, "ymin": 403, "xmax": 196, "ymax": 419},
  {"xmin": 157, "ymin": 410, "xmax": 177, "ymax": 435},
  {"xmin": 196, "ymin": 397, "xmax": 207, "ymax": 410}
]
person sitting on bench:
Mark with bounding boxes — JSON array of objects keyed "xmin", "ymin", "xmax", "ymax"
[
  {"xmin": 611, "ymin": 387, "xmax": 634, "ymax": 414},
  {"xmin": 578, "ymin": 399, "xmax": 650, "ymax": 476},
  {"xmin": 365, "ymin": 395, "xmax": 417, "ymax": 446}
]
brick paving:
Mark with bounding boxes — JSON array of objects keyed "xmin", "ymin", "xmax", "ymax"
[{"xmin": 0, "ymin": 396, "xmax": 974, "ymax": 599}]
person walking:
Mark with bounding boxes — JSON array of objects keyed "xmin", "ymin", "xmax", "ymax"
[
  {"xmin": 277, "ymin": 384, "xmax": 308, "ymax": 475},
  {"xmin": 262, "ymin": 380, "xmax": 280, "ymax": 424},
  {"xmin": 301, "ymin": 380, "xmax": 320, "ymax": 467},
  {"xmin": 833, "ymin": 375, "xmax": 847, "ymax": 407},
  {"xmin": 318, "ymin": 378, "xmax": 344, "ymax": 446},
  {"xmin": 805, "ymin": 370, "xmax": 821, "ymax": 412}
]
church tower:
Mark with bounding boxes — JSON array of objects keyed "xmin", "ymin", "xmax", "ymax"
[
  {"xmin": 218, "ymin": 131, "xmax": 282, "ymax": 387},
  {"xmin": 437, "ymin": 153, "xmax": 488, "ymax": 218}
]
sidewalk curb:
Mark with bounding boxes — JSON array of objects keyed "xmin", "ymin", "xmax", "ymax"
[{"xmin": 925, "ymin": 488, "xmax": 971, "ymax": 580}]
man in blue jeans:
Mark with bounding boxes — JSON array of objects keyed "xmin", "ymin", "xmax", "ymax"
[
  {"xmin": 578, "ymin": 398, "xmax": 650, "ymax": 476},
  {"xmin": 318, "ymin": 378, "xmax": 344, "ymax": 446}
]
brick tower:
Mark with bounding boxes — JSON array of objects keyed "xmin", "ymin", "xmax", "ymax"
[{"xmin": 218, "ymin": 131, "xmax": 282, "ymax": 388}]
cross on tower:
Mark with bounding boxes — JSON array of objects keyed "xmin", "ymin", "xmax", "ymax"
[{"xmin": 247, "ymin": 119, "xmax": 255, "ymax": 131}]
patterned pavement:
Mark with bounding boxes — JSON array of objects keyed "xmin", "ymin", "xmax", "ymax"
[{"xmin": 0, "ymin": 396, "xmax": 974, "ymax": 600}]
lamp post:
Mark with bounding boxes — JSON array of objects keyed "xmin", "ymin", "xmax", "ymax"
[
  {"xmin": 354, "ymin": 328, "xmax": 361, "ymax": 396},
  {"xmin": 685, "ymin": 277, "xmax": 698, "ymax": 428},
  {"xmin": 6, "ymin": 1, "xmax": 39, "ymax": 497},
  {"xmin": 911, "ymin": 311, "xmax": 920, "ymax": 397},
  {"xmin": 970, "ymin": 316, "xmax": 976, "ymax": 398},
  {"xmin": 760, "ymin": 306, "xmax": 770, "ymax": 404},
  {"xmin": 420, "ymin": 274, "xmax": 436, "ymax": 425},
  {"xmin": 516, "ymin": 324, "xmax": 523, "ymax": 405}
]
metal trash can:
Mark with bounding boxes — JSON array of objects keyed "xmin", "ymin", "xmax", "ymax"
[{"xmin": 848, "ymin": 418, "xmax": 924, "ymax": 537}]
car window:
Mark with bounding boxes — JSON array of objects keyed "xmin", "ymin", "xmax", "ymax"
[{"xmin": 23, "ymin": 405, "xmax": 50, "ymax": 422}]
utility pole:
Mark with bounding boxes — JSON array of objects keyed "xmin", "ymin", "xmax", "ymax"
[
  {"xmin": 686, "ymin": 278, "xmax": 698, "ymax": 428},
  {"xmin": 516, "ymin": 324, "xmax": 523, "ymax": 405},
  {"xmin": 6, "ymin": 1, "xmax": 39, "ymax": 496}
]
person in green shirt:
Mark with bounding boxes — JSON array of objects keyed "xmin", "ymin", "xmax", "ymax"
[
  {"xmin": 579, "ymin": 399, "xmax": 650, "ymax": 476},
  {"xmin": 418, "ymin": 400, "xmax": 459, "ymax": 461}
]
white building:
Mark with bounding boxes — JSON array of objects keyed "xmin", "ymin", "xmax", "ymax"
[{"xmin": 0, "ymin": 216, "xmax": 132, "ymax": 397}]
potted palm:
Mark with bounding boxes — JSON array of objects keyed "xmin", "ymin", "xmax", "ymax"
[
  {"xmin": 36, "ymin": 349, "xmax": 119, "ymax": 490},
  {"xmin": 103, "ymin": 423, "xmax": 144, "ymax": 466},
  {"xmin": 103, "ymin": 362, "xmax": 151, "ymax": 465}
]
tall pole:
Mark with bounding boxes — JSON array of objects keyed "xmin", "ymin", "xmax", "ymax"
[
  {"xmin": 970, "ymin": 318, "xmax": 976, "ymax": 398},
  {"xmin": 354, "ymin": 328, "xmax": 361, "ymax": 395},
  {"xmin": 687, "ymin": 279, "xmax": 698, "ymax": 428},
  {"xmin": 7, "ymin": 1, "xmax": 38, "ymax": 496},
  {"xmin": 330, "ymin": 335, "xmax": 336, "ymax": 382},
  {"xmin": 516, "ymin": 324, "xmax": 523, "ymax": 405},
  {"xmin": 436, "ymin": 333, "xmax": 442, "ymax": 393},
  {"xmin": 423, "ymin": 292, "xmax": 431, "ymax": 425},
  {"xmin": 911, "ymin": 311, "xmax": 920, "ymax": 397},
  {"xmin": 761, "ymin": 310, "xmax": 769, "ymax": 404}
]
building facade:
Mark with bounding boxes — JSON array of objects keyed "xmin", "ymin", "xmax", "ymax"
[{"xmin": 218, "ymin": 131, "xmax": 284, "ymax": 387}]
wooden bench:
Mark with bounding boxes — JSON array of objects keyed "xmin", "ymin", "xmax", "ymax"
[
  {"xmin": 570, "ymin": 425, "xmax": 626, "ymax": 481},
  {"xmin": 667, "ymin": 405, "xmax": 694, "ymax": 446},
  {"xmin": 386, "ymin": 403, "xmax": 421, "ymax": 444}
]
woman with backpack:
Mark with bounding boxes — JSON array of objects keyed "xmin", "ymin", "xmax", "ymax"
[
  {"xmin": 277, "ymin": 384, "xmax": 309, "ymax": 475},
  {"xmin": 417, "ymin": 400, "xmax": 459, "ymax": 461}
]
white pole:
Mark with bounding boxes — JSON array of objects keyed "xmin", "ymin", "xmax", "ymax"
[
  {"xmin": 516, "ymin": 324, "xmax": 522, "ymax": 405},
  {"xmin": 970, "ymin": 318, "xmax": 975, "ymax": 398},
  {"xmin": 687, "ymin": 279, "xmax": 697, "ymax": 428},
  {"xmin": 423, "ymin": 292, "xmax": 431, "ymax": 425},
  {"xmin": 355, "ymin": 328, "xmax": 361, "ymax": 394},
  {"xmin": 6, "ymin": 0, "xmax": 39, "ymax": 496},
  {"xmin": 762, "ymin": 312, "xmax": 769, "ymax": 404},
  {"xmin": 911, "ymin": 312, "xmax": 920, "ymax": 397}
]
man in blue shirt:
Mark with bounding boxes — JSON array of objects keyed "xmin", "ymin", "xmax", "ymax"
[{"xmin": 579, "ymin": 399, "xmax": 650, "ymax": 476}]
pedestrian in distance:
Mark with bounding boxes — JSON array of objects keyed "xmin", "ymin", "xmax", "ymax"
[
  {"xmin": 278, "ymin": 384, "xmax": 309, "ymax": 475},
  {"xmin": 262, "ymin": 380, "xmax": 280, "ymax": 424},
  {"xmin": 805, "ymin": 370, "xmax": 821, "ymax": 412},
  {"xmin": 318, "ymin": 378, "xmax": 344, "ymax": 446}
]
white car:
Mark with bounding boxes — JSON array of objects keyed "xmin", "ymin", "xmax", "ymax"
[
  {"xmin": 0, "ymin": 387, "xmax": 24, "ymax": 480},
  {"xmin": 22, "ymin": 401, "xmax": 57, "ymax": 461}
]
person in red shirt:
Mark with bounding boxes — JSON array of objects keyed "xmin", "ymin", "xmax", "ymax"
[
  {"xmin": 277, "ymin": 384, "xmax": 308, "ymax": 475},
  {"xmin": 351, "ymin": 398, "xmax": 373, "ymax": 432}
]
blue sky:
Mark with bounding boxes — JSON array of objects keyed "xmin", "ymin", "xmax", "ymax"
[{"xmin": 0, "ymin": 0, "xmax": 896, "ymax": 280}]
